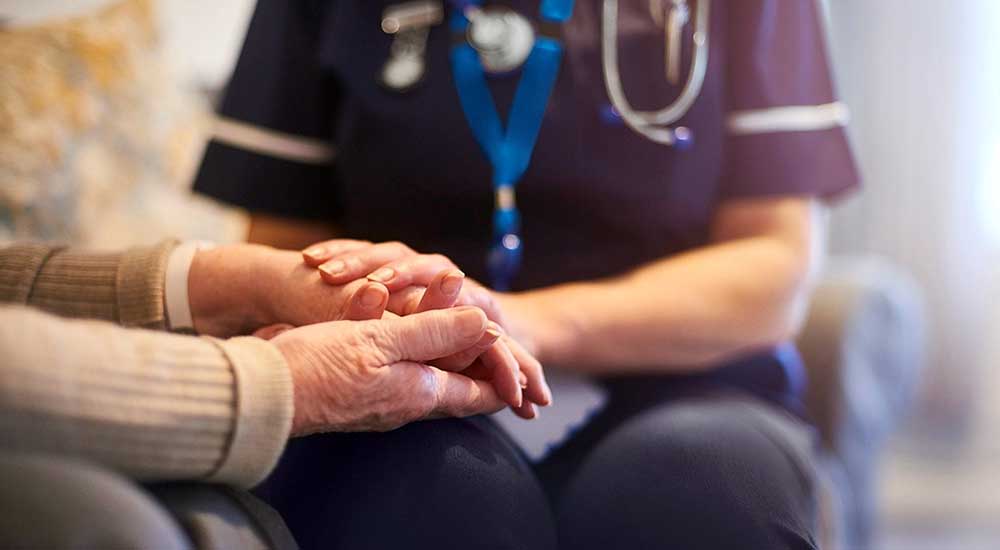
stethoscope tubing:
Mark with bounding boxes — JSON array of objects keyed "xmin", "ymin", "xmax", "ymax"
[{"xmin": 601, "ymin": 0, "xmax": 711, "ymax": 145}]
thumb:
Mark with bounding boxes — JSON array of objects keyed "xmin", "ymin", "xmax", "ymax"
[{"xmin": 369, "ymin": 306, "xmax": 488, "ymax": 364}]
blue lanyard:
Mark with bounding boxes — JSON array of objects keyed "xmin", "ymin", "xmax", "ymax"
[{"xmin": 449, "ymin": 0, "xmax": 574, "ymax": 290}]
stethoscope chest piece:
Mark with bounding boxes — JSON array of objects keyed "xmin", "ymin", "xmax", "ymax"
[{"xmin": 466, "ymin": 7, "xmax": 535, "ymax": 74}]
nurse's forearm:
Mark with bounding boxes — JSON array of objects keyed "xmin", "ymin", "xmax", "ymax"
[
  {"xmin": 510, "ymin": 238, "xmax": 813, "ymax": 372},
  {"xmin": 506, "ymin": 198, "xmax": 824, "ymax": 373},
  {"xmin": 247, "ymin": 213, "xmax": 342, "ymax": 250}
]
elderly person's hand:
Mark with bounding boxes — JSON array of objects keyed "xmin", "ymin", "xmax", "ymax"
[
  {"xmin": 186, "ymin": 244, "xmax": 390, "ymax": 336},
  {"xmin": 272, "ymin": 307, "xmax": 508, "ymax": 435},
  {"xmin": 185, "ymin": 242, "xmax": 528, "ymax": 410},
  {"xmin": 302, "ymin": 239, "xmax": 551, "ymax": 419}
]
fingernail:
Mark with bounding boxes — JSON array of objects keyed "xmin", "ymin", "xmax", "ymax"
[
  {"xmin": 515, "ymin": 389, "xmax": 523, "ymax": 409},
  {"xmin": 477, "ymin": 327, "xmax": 501, "ymax": 348},
  {"xmin": 479, "ymin": 322, "xmax": 503, "ymax": 347},
  {"xmin": 319, "ymin": 260, "xmax": 346, "ymax": 276},
  {"xmin": 455, "ymin": 307, "xmax": 487, "ymax": 338},
  {"xmin": 303, "ymin": 247, "xmax": 325, "ymax": 259},
  {"xmin": 440, "ymin": 270, "xmax": 465, "ymax": 296},
  {"xmin": 367, "ymin": 267, "xmax": 395, "ymax": 283},
  {"xmin": 542, "ymin": 382, "xmax": 553, "ymax": 406},
  {"xmin": 360, "ymin": 285, "xmax": 384, "ymax": 308},
  {"xmin": 519, "ymin": 371, "xmax": 528, "ymax": 388}
]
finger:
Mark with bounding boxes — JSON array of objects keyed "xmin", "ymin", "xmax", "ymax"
[
  {"xmin": 302, "ymin": 239, "xmax": 372, "ymax": 266},
  {"xmin": 457, "ymin": 361, "xmax": 535, "ymax": 419},
  {"xmin": 454, "ymin": 284, "xmax": 506, "ymax": 325},
  {"xmin": 430, "ymin": 366, "xmax": 506, "ymax": 418},
  {"xmin": 365, "ymin": 254, "xmax": 458, "ymax": 291},
  {"xmin": 511, "ymin": 400, "xmax": 538, "ymax": 420},
  {"xmin": 317, "ymin": 241, "xmax": 416, "ymax": 285},
  {"xmin": 252, "ymin": 323, "xmax": 295, "ymax": 340},
  {"xmin": 366, "ymin": 306, "xmax": 488, "ymax": 364},
  {"xmin": 479, "ymin": 339, "xmax": 523, "ymax": 408},
  {"xmin": 386, "ymin": 286, "xmax": 426, "ymax": 316},
  {"xmin": 342, "ymin": 281, "xmax": 389, "ymax": 321},
  {"xmin": 460, "ymin": 359, "xmax": 492, "ymax": 380},
  {"xmin": 431, "ymin": 321, "xmax": 503, "ymax": 371},
  {"xmin": 415, "ymin": 269, "xmax": 465, "ymax": 313},
  {"xmin": 506, "ymin": 336, "xmax": 551, "ymax": 406}
]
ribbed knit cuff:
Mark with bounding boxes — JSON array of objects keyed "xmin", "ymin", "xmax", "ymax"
[
  {"xmin": 13, "ymin": 240, "xmax": 178, "ymax": 328},
  {"xmin": 209, "ymin": 336, "xmax": 293, "ymax": 487},
  {"xmin": 117, "ymin": 240, "xmax": 179, "ymax": 329},
  {"xmin": 0, "ymin": 243, "xmax": 65, "ymax": 304}
]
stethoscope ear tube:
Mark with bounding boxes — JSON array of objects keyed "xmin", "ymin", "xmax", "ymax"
[{"xmin": 601, "ymin": 0, "xmax": 711, "ymax": 146}]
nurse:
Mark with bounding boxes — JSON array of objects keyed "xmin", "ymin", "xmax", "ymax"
[{"xmin": 195, "ymin": 1, "xmax": 859, "ymax": 549}]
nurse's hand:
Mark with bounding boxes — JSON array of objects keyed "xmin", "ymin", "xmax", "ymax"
[
  {"xmin": 303, "ymin": 240, "xmax": 506, "ymax": 322},
  {"xmin": 302, "ymin": 240, "xmax": 551, "ymax": 418}
]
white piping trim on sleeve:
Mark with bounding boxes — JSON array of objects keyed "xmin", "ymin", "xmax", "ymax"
[
  {"xmin": 211, "ymin": 117, "xmax": 337, "ymax": 165},
  {"xmin": 726, "ymin": 101, "xmax": 850, "ymax": 136}
]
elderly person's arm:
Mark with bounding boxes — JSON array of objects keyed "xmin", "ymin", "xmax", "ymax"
[
  {"xmin": 0, "ymin": 240, "xmax": 530, "ymax": 409},
  {"xmin": 0, "ymin": 243, "xmax": 512, "ymax": 487}
]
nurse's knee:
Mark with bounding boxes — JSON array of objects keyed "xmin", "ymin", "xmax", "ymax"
[
  {"xmin": 558, "ymin": 400, "xmax": 817, "ymax": 549},
  {"xmin": 359, "ymin": 418, "xmax": 550, "ymax": 516},
  {"xmin": 270, "ymin": 417, "xmax": 556, "ymax": 549}
]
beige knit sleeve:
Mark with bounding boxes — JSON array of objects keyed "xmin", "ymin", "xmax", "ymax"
[
  {"xmin": 0, "ymin": 241, "xmax": 177, "ymax": 329},
  {"xmin": 0, "ymin": 306, "xmax": 293, "ymax": 488}
]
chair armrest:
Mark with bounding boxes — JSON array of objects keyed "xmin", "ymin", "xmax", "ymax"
[
  {"xmin": 798, "ymin": 257, "xmax": 925, "ymax": 451},
  {"xmin": 796, "ymin": 257, "xmax": 925, "ymax": 548}
]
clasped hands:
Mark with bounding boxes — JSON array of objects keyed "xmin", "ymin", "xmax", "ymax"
[{"xmin": 187, "ymin": 240, "xmax": 551, "ymax": 437}]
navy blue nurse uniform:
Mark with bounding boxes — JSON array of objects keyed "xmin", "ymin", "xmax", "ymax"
[{"xmin": 196, "ymin": 1, "xmax": 859, "ymax": 549}]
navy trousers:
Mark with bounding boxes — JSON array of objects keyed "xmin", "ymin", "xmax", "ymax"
[{"xmin": 256, "ymin": 388, "xmax": 818, "ymax": 550}]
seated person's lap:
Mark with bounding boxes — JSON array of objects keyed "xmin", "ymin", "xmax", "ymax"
[
  {"xmin": 545, "ymin": 393, "xmax": 818, "ymax": 550},
  {"xmin": 256, "ymin": 416, "xmax": 557, "ymax": 550},
  {"xmin": 257, "ymin": 391, "xmax": 817, "ymax": 550}
]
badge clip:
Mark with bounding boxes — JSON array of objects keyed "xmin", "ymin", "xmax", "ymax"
[{"xmin": 381, "ymin": 1, "xmax": 444, "ymax": 92}]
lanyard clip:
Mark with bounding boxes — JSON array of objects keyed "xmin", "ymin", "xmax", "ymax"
[{"xmin": 488, "ymin": 187, "xmax": 522, "ymax": 291}]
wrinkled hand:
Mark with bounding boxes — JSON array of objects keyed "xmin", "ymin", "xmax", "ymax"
[
  {"xmin": 302, "ymin": 239, "xmax": 551, "ymax": 418},
  {"xmin": 272, "ymin": 307, "xmax": 509, "ymax": 435}
]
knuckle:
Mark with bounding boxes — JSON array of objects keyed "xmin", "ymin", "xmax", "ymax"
[
  {"xmin": 385, "ymin": 241, "xmax": 413, "ymax": 255},
  {"xmin": 344, "ymin": 256, "xmax": 364, "ymax": 274},
  {"xmin": 426, "ymin": 253, "xmax": 453, "ymax": 267},
  {"xmin": 397, "ymin": 365, "xmax": 439, "ymax": 421},
  {"xmin": 353, "ymin": 322, "xmax": 392, "ymax": 364}
]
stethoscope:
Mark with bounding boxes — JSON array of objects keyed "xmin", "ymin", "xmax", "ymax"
[
  {"xmin": 379, "ymin": 0, "xmax": 711, "ymax": 288},
  {"xmin": 602, "ymin": 0, "xmax": 711, "ymax": 146}
]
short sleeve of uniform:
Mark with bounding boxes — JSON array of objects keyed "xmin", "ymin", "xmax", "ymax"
[
  {"xmin": 720, "ymin": 0, "xmax": 859, "ymax": 201},
  {"xmin": 193, "ymin": 0, "xmax": 341, "ymax": 220}
]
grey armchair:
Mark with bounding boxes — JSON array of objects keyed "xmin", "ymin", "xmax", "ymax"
[{"xmin": 798, "ymin": 258, "xmax": 925, "ymax": 550}]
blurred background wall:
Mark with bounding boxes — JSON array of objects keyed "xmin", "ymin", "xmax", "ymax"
[
  {"xmin": 825, "ymin": 1, "xmax": 1000, "ymax": 548},
  {"xmin": 0, "ymin": 0, "xmax": 249, "ymax": 247}
]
